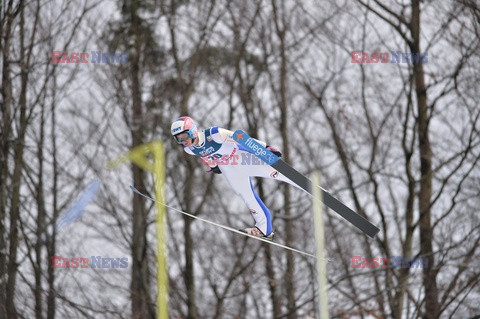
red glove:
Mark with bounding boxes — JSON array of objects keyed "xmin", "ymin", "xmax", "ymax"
[
  {"xmin": 206, "ymin": 166, "xmax": 222, "ymax": 174},
  {"xmin": 266, "ymin": 145, "xmax": 282, "ymax": 157}
]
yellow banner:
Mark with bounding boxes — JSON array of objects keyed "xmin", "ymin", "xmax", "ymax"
[{"xmin": 109, "ymin": 141, "xmax": 169, "ymax": 319}]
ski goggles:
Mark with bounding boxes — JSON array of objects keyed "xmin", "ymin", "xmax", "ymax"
[{"xmin": 173, "ymin": 132, "xmax": 191, "ymax": 144}]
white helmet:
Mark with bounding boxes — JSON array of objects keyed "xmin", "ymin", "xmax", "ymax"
[{"xmin": 170, "ymin": 116, "xmax": 198, "ymax": 144}]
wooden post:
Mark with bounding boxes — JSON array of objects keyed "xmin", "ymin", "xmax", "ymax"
[{"xmin": 311, "ymin": 171, "xmax": 329, "ymax": 319}]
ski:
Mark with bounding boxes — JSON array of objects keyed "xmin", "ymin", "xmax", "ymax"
[
  {"xmin": 232, "ymin": 129, "xmax": 380, "ymax": 238},
  {"xmin": 129, "ymin": 185, "xmax": 322, "ymax": 259}
]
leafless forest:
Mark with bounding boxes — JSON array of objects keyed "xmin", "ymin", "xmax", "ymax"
[{"xmin": 1, "ymin": 0, "xmax": 479, "ymax": 318}]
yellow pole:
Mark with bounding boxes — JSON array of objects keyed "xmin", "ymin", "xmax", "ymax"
[
  {"xmin": 108, "ymin": 141, "xmax": 169, "ymax": 319},
  {"xmin": 311, "ymin": 171, "xmax": 329, "ymax": 319},
  {"xmin": 151, "ymin": 143, "xmax": 168, "ymax": 319}
]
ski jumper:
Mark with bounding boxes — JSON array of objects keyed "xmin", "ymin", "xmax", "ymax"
[{"xmin": 183, "ymin": 127, "xmax": 300, "ymax": 236}]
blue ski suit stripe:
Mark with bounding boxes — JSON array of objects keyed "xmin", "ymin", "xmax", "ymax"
[{"xmin": 250, "ymin": 178, "xmax": 273, "ymax": 236}]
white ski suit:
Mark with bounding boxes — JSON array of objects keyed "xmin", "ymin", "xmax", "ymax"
[{"xmin": 183, "ymin": 126, "xmax": 298, "ymax": 236}]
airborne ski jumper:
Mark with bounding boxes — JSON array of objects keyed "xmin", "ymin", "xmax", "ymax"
[{"xmin": 171, "ymin": 116, "xmax": 299, "ymax": 240}]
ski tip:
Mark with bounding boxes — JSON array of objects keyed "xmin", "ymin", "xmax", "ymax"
[{"xmin": 369, "ymin": 227, "xmax": 381, "ymax": 239}]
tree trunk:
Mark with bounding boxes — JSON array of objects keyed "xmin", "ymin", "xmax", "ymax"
[
  {"xmin": 393, "ymin": 97, "xmax": 416, "ymax": 318},
  {"xmin": 410, "ymin": 1, "xmax": 439, "ymax": 318},
  {"xmin": 0, "ymin": 5, "xmax": 14, "ymax": 319},
  {"xmin": 168, "ymin": 6, "xmax": 198, "ymax": 317},
  {"xmin": 259, "ymin": 182, "xmax": 282, "ymax": 318},
  {"xmin": 129, "ymin": 5, "xmax": 154, "ymax": 318},
  {"xmin": 183, "ymin": 174, "xmax": 197, "ymax": 319},
  {"xmin": 272, "ymin": 1, "xmax": 297, "ymax": 317},
  {"xmin": 34, "ymin": 96, "xmax": 46, "ymax": 319},
  {"xmin": 6, "ymin": 2, "xmax": 28, "ymax": 316},
  {"xmin": 46, "ymin": 85, "xmax": 58, "ymax": 319}
]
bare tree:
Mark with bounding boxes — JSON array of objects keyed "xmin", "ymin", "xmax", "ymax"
[
  {"xmin": 297, "ymin": 0, "xmax": 480, "ymax": 317},
  {"xmin": 2, "ymin": 0, "xmax": 478, "ymax": 318}
]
